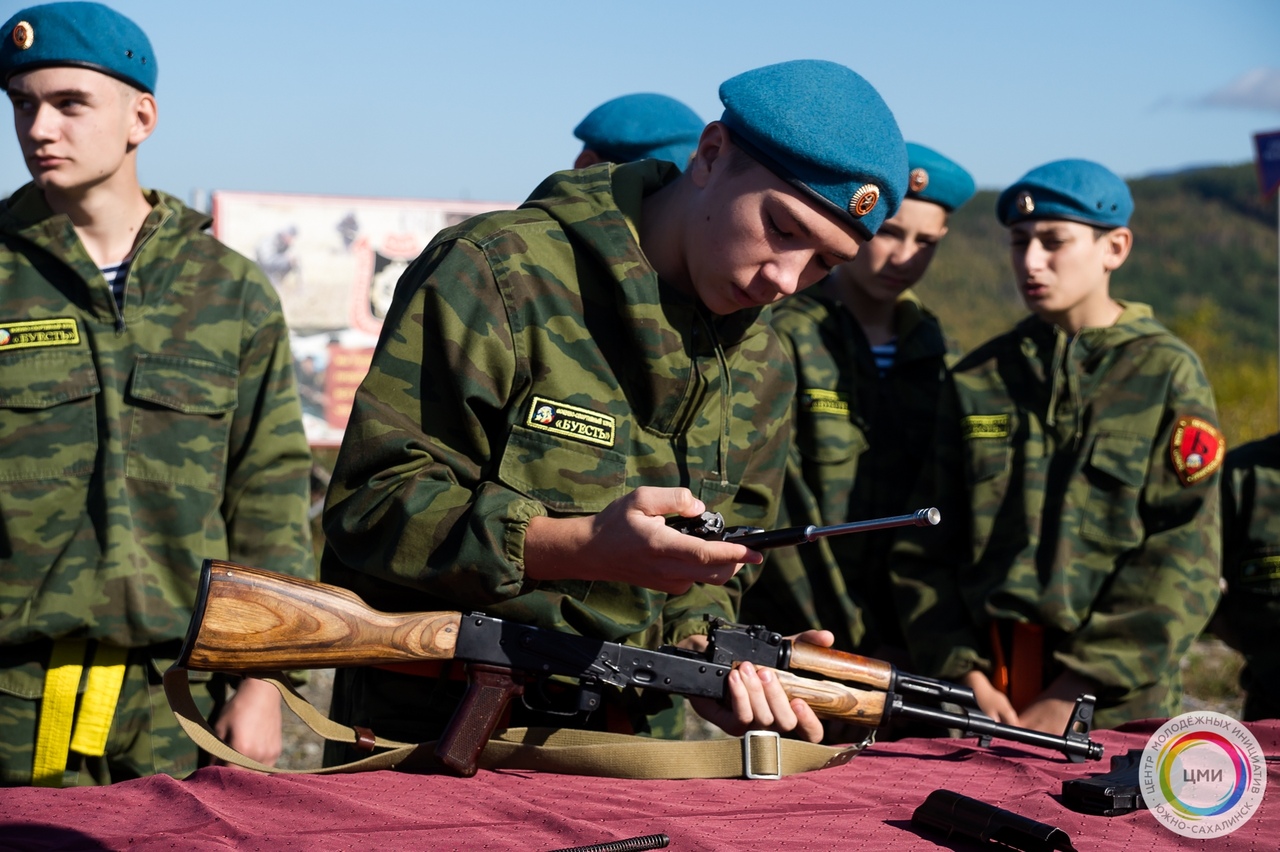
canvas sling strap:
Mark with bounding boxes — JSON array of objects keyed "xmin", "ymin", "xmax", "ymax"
[
  {"xmin": 162, "ymin": 667, "xmax": 863, "ymax": 779},
  {"xmin": 32, "ymin": 639, "xmax": 129, "ymax": 787}
]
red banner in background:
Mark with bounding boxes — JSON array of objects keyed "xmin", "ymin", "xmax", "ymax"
[{"xmin": 211, "ymin": 190, "xmax": 514, "ymax": 446}]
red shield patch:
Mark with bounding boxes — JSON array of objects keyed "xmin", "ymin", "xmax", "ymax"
[{"xmin": 1170, "ymin": 417, "xmax": 1225, "ymax": 486}]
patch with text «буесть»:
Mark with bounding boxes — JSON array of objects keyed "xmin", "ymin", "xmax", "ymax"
[{"xmin": 525, "ymin": 395, "xmax": 616, "ymax": 448}]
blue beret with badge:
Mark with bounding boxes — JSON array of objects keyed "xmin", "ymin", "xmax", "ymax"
[
  {"xmin": 574, "ymin": 93, "xmax": 705, "ymax": 170},
  {"xmin": 1, "ymin": 1, "xmax": 156, "ymax": 93},
  {"xmin": 718, "ymin": 59, "xmax": 907, "ymax": 239},
  {"xmin": 905, "ymin": 143, "xmax": 975, "ymax": 212},
  {"xmin": 996, "ymin": 158, "xmax": 1133, "ymax": 228}
]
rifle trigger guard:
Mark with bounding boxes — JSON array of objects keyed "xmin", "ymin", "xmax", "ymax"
[{"xmin": 743, "ymin": 729, "xmax": 782, "ymax": 780}]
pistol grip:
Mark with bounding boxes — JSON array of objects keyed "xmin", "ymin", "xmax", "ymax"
[{"xmin": 435, "ymin": 664, "xmax": 525, "ymax": 776}]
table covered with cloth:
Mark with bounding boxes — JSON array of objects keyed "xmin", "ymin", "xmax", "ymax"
[{"xmin": 3, "ymin": 719, "xmax": 1277, "ymax": 850}]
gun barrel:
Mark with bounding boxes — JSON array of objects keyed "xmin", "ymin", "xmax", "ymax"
[
  {"xmin": 728, "ymin": 507, "xmax": 940, "ymax": 550},
  {"xmin": 807, "ymin": 507, "xmax": 940, "ymax": 541},
  {"xmin": 892, "ymin": 697, "xmax": 1104, "ymax": 761}
]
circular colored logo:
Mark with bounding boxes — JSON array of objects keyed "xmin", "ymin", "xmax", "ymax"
[{"xmin": 1140, "ymin": 712, "xmax": 1266, "ymax": 838}]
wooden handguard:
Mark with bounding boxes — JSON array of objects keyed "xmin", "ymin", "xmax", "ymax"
[
  {"xmin": 787, "ymin": 643, "xmax": 894, "ymax": 691},
  {"xmin": 178, "ymin": 559, "xmax": 462, "ymax": 672},
  {"xmin": 773, "ymin": 670, "xmax": 888, "ymax": 725}
]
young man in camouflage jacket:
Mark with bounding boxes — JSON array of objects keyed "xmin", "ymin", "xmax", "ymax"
[
  {"xmin": 1215, "ymin": 434, "xmax": 1280, "ymax": 720},
  {"xmin": 320, "ymin": 60, "xmax": 909, "ymax": 758},
  {"xmin": 0, "ymin": 3, "xmax": 314, "ymax": 785},
  {"xmin": 740, "ymin": 144, "xmax": 974, "ymax": 667},
  {"xmin": 897, "ymin": 159, "xmax": 1223, "ymax": 733}
]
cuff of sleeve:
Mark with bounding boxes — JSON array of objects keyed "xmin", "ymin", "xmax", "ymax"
[
  {"xmin": 506, "ymin": 499, "xmax": 548, "ymax": 594},
  {"xmin": 665, "ymin": 619, "xmax": 712, "ymax": 647},
  {"xmin": 939, "ymin": 648, "xmax": 987, "ymax": 681}
]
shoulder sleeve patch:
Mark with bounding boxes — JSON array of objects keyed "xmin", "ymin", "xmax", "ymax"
[
  {"xmin": 962, "ymin": 414, "xmax": 1009, "ymax": 440},
  {"xmin": 799, "ymin": 388, "xmax": 850, "ymax": 416},
  {"xmin": 1170, "ymin": 416, "xmax": 1225, "ymax": 486}
]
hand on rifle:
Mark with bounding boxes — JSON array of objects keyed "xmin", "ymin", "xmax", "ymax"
[
  {"xmin": 524, "ymin": 486, "xmax": 761, "ymax": 595},
  {"xmin": 961, "ymin": 669, "xmax": 1020, "ymax": 725},
  {"xmin": 1019, "ymin": 670, "xmax": 1100, "ymax": 735},
  {"xmin": 683, "ymin": 629, "xmax": 836, "ymax": 743}
]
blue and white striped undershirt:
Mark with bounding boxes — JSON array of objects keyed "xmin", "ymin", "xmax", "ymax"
[
  {"xmin": 871, "ymin": 339, "xmax": 897, "ymax": 376},
  {"xmin": 101, "ymin": 260, "xmax": 129, "ymax": 310}
]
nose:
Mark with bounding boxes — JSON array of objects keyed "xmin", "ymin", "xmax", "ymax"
[
  {"xmin": 23, "ymin": 103, "xmax": 59, "ymax": 143},
  {"xmin": 888, "ymin": 240, "xmax": 918, "ymax": 268},
  {"xmin": 760, "ymin": 253, "xmax": 811, "ymax": 299},
  {"xmin": 1016, "ymin": 241, "xmax": 1046, "ymax": 275}
]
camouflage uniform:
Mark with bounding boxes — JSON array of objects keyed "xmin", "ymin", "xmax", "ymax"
[
  {"xmin": 897, "ymin": 302, "xmax": 1222, "ymax": 728},
  {"xmin": 321, "ymin": 162, "xmax": 793, "ymax": 759},
  {"xmin": 0, "ymin": 185, "xmax": 314, "ymax": 785},
  {"xmin": 740, "ymin": 286, "xmax": 951, "ymax": 660},
  {"xmin": 1217, "ymin": 434, "xmax": 1280, "ymax": 720}
]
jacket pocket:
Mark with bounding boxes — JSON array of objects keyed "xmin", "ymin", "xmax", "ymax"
[
  {"xmin": 795, "ymin": 410, "xmax": 864, "ymax": 525},
  {"xmin": 498, "ymin": 422, "xmax": 628, "ymax": 514},
  {"xmin": 126, "ymin": 354, "xmax": 237, "ymax": 491},
  {"xmin": 0, "ymin": 351, "xmax": 99, "ymax": 481},
  {"xmin": 1080, "ymin": 431, "xmax": 1149, "ymax": 548}
]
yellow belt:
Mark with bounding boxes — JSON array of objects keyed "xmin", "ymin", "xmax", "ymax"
[{"xmin": 32, "ymin": 639, "xmax": 129, "ymax": 787}]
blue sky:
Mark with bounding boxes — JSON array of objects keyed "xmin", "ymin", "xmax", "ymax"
[{"xmin": 3, "ymin": 0, "xmax": 1279, "ymax": 204}]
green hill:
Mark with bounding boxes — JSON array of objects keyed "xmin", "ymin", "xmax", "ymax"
[{"xmin": 915, "ymin": 163, "xmax": 1280, "ymax": 447}]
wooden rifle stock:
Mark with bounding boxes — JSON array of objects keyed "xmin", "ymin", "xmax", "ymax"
[{"xmin": 177, "ymin": 559, "xmax": 462, "ymax": 671}]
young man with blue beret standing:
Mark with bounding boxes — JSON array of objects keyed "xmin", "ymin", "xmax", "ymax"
[
  {"xmin": 572, "ymin": 92, "xmax": 704, "ymax": 171},
  {"xmin": 1214, "ymin": 434, "xmax": 1280, "ymax": 720},
  {"xmin": 320, "ymin": 59, "xmax": 908, "ymax": 759},
  {"xmin": 741, "ymin": 144, "xmax": 974, "ymax": 669},
  {"xmin": 0, "ymin": 2, "xmax": 314, "ymax": 785},
  {"xmin": 898, "ymin": 159, "xmax": 1223, "ymax": 733}
]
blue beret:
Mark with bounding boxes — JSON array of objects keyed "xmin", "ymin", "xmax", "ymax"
[
  {"xmin": 905, "ymin": 143, "xmax": 975, "ymax": 213},
  {"xmin": 574, "ymin": 93, "xmax": 704, "ymax": 170},
  {"xmin": 997, "ymin": 159, "xmax": 1133, "ymax": 228},
  {"xmin": 718, "ymin": 59, "xmax": 906, "ymax": 239},
  {"xmin": 0, "ymin": 2, "xmax": 156, "ymax": 93}
]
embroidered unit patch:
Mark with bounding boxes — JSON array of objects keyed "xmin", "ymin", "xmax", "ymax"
[
  {"xmin": 0, "ymin": 318, "xmax": 80, "ymax": 351},
  {"xmin": 963, "ymin": 414, "xmax": 1009, "ymax": 439},
  {"xmin": 799, "ymin": 388, "xmax": 850, "ymax": 417},
  {"xmin": 1169, "ymin": 416, "xmax": 1225, "ymax": 486},
  {"xmin": 525, "ymin": 395, "xmax": 616, "ymax": 448}
]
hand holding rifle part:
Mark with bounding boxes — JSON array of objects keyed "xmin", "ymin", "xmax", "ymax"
[{"xmin": 171, "ymin": 557, "xmax": 1103, "ymax": 777}]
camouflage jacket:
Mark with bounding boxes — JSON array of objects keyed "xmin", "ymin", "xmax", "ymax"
[
  {"xmin": 1217, "ymin": 434, "xmax": 1280, "ymax": 720},
  {"xmin": 897, "ymin": 302, "xmax": 1222, "ymax": 726},
  {"xmin": 321, "ymin": 160, "xmax": 793, "ymax": 649},
  {"xmin": 0, "ymin": 184, "xmax": 314, "ymax": 649},
  {"xmin": 740, "ymin": 287, "xmax": 951, "ymax": 656}
]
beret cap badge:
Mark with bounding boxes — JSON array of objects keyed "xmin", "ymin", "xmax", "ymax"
[
  {"xmin": 1016, "ymin": 191, "xmax": 1035, "ymax": 214},
  {"xmin": 848, "ymin": 184, "xmax": 880, "ymax": 218},
  {"xmin": 909, "ymin": 168, "xmax": 929, "ymax": 193},
  {"xmin": 12, "ymin": 21, "xmax": 33, "ymax": 50}
]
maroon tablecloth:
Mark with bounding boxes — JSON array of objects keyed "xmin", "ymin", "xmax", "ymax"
[{"xmin": 3, "ymin": 720, "xmax": 1277, "ymax": 850}]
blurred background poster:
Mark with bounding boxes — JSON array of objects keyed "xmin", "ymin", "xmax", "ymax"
[{"xmin": 212, "ymin": 190, "xmax": 513, "ymax": 446}]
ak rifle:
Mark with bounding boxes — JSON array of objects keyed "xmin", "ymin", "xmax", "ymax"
[{"xmin": 173, "ymin": 561, "xmax": 1104, "ymax": 777}]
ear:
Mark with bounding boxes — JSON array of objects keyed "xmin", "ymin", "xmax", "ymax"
[
  {"xmin": 686, "ymin": 121, "xmax": 731, "ymax": 189},
  {"xmin": 573, "ymin": 147, "xmax": 602, "ymax": 169},
  {"xmin": 1101, "ymin": 226, "xmax": 1132, "ymax": 271},
  {"xmin": 126, "ymin": 91, "xmax": 158, "ymax": 147}
]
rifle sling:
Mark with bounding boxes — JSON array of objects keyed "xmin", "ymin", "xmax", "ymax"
[{"xmin": 162, "ymin": 666, "xmax": 862, "ymax": 779}]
